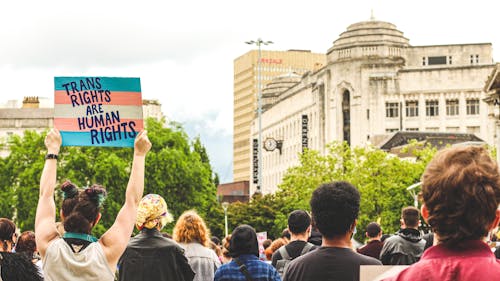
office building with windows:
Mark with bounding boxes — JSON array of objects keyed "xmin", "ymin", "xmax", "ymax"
[{"xmin": 250, "ymin": 19, "xmax": 495, "ymax": 194}]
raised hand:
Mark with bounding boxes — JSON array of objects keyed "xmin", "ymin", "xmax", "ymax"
[
  {"xmin": 45, "ymin": 128, "xmax": 62, "ymax": 154},
  {"xmin": 134, "ymin": 130, "xmax": 152, "ymax": 156}
]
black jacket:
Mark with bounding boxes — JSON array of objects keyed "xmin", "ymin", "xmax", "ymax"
[
  {"xmin": 379, "ymin": 228, "xmax": 426, "ymax": 265},
  {"xmin": 118, "ymin": 228, "xmax": 195, "ymax": 281}
]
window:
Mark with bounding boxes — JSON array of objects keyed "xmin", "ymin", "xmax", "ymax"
[
  {"xmin": 425, "ymin": 127, "xmax": 439, "ymax": 132},
  {"xmin": 422, "ymin": 57, "xmax": 426, "ymax": 66},
  {"xmin": 428, "ymin": 56, "xmax": 447, "ymax": 65},
  {"xmin": 466, "ymin": 126, "xmax": 480, "ymax": 134},
  {"xmin": 386, "ymin": 102, "xmax": 399, "ymax": 118},
  {"xmin": 446, "ymin": 126, "xmax": 460, "ymax": 132},
  {"xmin": 476, "ymin": 54, "xmax": 479, "ymax": 64},
  {"xmin": 406, "ymin": 100, "xmax": 419, "ymax": 117},
  {"xmin": 448, "ymin": 56, "xmax": 452, "ymax": 65},
  {"xmin": 386, "ymin": 128, "xmax": 399, "ymax": 133},
  {"xmin": 466, "ymin": 99, "xmax": 479, "ymax": 115},
  {"xmin": 406, "ymin": 128, "xmax": 419, "ymax": 131},
  {"xmin": 470, "ymin": 55, "xmax": 474, "ymax": 64},
  {"xmin": 446, "ymin": 99, "xmax": 459, "ymax": 116},
  {"xmin": 426, "ymin": 100, "xmax": 439, "ymax": 116}
]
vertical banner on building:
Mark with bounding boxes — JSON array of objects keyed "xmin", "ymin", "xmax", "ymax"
[
  {"xmin": 302, "ymin": 114, "xmax": 309, "ymax": 152},
  {"xmin": 54, "ymin": 77, "xmax": 143, "ymax": 147},
  {"xmin": 252, "ymin": 138, "xmax": 258, "ymax": 184}
]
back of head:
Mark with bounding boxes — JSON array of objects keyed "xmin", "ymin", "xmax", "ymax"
[
  {"xmin": 0, "ymin": 218, "xmax": 16, "ymax": 252},
  {"xmin": 310, "ymin": 181, "xmax": 360, "ymax": 239},
  {"xmin": 135, "ymin": 194, "xmax": 173, "ymax": 231},
  {"xmin": 288, "ymin": 210, "xmax": 311, "ymax": 235},
  {"xmin": 366, "ymin": 222, "xmax": 381, "ymax": 238},
  {"xmin": 422, "ymin": 146, "xmax": 500, "ymax": 247},
  {"xmin": 281, "ymin": 229, "xmax": 291, "ymax": 240},
  {"xmin": 61, "ymin": 181, "xmax": 107, "ymax": 234},
  {"xmin": 401, "ymin": 206, "xmax": 420, "ymax": 228},
  {"xmin": 228, "ymin": 224, "xmax": 259, "ymax": 258},
  {"xmin": 173, "ymin": 210, "xmax": 210, "ymax": 247},
  {"xmin": 15, "ymin": 231, "xmax": 36, "ymax": 255},
  {"xmin": 0, "ymin": 218, "xmax": 16, "ymax": 242}
]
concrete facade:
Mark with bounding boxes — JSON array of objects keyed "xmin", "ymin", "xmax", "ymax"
[{"xmin": 250, "ymin": 19, "xmax": 496, "ymax": 195}]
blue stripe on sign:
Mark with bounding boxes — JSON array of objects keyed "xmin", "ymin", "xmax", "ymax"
[
  {"xmin": 54, "ymin": 77, "xmax": 141, "ymax": 92},
  {"xmin": 61, "ymin": 131, "xmax": 137, "ymax": 147}
]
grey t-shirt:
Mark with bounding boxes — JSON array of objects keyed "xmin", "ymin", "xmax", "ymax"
[{"xmin": 283, "ymin": 246, "xmax": 381, "ymax": 281}]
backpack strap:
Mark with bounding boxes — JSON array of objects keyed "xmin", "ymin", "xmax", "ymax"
[
  {"xmin": 300, "ymin": 242, "xmax": 314, "ymax": 256},
  {"xmin": 233, "ymin": 258, "xmax": 254, "ymax": 281},
  {"xmin": 278, "ymin": 245, "xmax": 291, "ymax": 260}
]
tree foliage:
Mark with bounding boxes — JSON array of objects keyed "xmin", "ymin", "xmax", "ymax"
[
  {"xmin": 0, "ymin": 118, "xmax": 222, "ymax": 238},
  {"xmin": 277, "ymin": 141, "xmax": 437, "ymax": 241}
]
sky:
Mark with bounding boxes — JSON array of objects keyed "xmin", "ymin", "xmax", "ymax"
[{"xmin": 1, "ymin": 0, "xmax": 499, "ymax": 183}]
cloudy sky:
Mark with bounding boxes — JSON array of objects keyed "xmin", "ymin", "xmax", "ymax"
[{"xmin": 1, "ymin": 0, "xmax": 499, "ymax": 183}]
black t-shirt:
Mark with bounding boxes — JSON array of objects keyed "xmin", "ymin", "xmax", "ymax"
[
  {"xmin": 271, "ymin": 240, "xmax": 317, "ymax": 267},
  {"xmin": 283, "ymin": 247, "xmax": 381, "ymax": 281}
]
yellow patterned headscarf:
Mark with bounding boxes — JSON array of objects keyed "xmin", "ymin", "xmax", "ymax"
[{"xmin": 135, "ymin": 194, "xmax": 173, "ymax": 231}]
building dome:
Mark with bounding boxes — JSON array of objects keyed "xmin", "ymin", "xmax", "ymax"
[
  {"xmin": 262, "ymin": 73, "xmax": 301, "ymax": 111},
  {"xmin": 332, "ymin": 20, "xmax": 409, "ymax": 49}
]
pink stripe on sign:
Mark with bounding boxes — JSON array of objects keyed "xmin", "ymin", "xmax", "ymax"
[
  {"xmin": 54, "ymin": 90, "xmax": 142, "ymax": 106},
  {"xmin": 54, "ymin": 118, "xmax": 144, "ymax": 132}
]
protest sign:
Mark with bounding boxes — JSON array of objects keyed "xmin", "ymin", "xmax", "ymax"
[{"xmin": 54, "ymin": 77, "xmax": 143, "ymax": 147}]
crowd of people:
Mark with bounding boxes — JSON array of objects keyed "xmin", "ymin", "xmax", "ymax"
[{"xmin": 1, "ymin": 129, "xmax": 500, "ymax": 280}]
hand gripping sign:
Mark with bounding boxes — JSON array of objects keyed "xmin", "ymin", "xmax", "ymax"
[{"xmin": 54, "ymin": 77, "xmax": 143, "ymax": 147}]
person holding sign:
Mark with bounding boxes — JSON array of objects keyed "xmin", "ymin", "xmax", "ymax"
[{"xmin": 35, "ymin": 128, "xmax": 151, "ymax": 281}]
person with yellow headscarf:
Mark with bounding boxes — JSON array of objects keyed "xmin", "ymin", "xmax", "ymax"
[{"xmin": 117, "ymin": 194, "xmax": 195, "ymax": 281}]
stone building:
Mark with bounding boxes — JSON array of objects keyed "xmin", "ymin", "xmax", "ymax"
[{"xmin": 250, "ymin": 19, "xmax": 495, "ymax": 194}]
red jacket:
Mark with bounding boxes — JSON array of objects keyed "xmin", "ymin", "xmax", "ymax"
[{"xmin": 383, "ymin": 240, "xmax": 500, "ymax": 281}]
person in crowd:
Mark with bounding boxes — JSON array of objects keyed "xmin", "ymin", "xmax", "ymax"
[
  {"xmin": 281, "ymin": 229, "xmax": 291, "ymax": 243},
  {"xmin": 35, "ymin": 129, "xmax": 151, "ymax": 281},
  {"xmin": 422, "ymin": 231, "xmax": 434, "ymax": 251},
  {"xmin": 212, "ymin": 236, "xmax": 221, "ymax": 247},
  {"xmin": 357, "ymin": 222, "xmax": 383, "ymax": 260},
  {"xmin": 380, "ymin": 206, "xmax": 425, "ymax": 265},
  {"xmin": 283, "ymin": 181, "xmax": 381, "ymax": 281},
  {"xmin": 262, "ymin": 239, "xmax": 272, "ymax": 252},
  {"xmin": 383, "ymin": 146, "xmax": 500, "ymax": 280},
  {"xmin": 15, "ymin": 230, "xmax": 43, "ymax": 275},
  {"xmin": 272, "ymin": 210, "xmax": 316, "ymax": 276},
  {"xmin": 221, "ymin": 235, "xmax": 232, "ymax": 264},
  {"xmin": 214, "ymin": 224, "xmax": 280, "ymax": 281},
  {"xmin": 381, "ymin": 234, "xmax": 391, "ymax": 243},
  {"xmin": 173, "ymin": 210, "xmax": 221, "ymax": 281},
  {"xmin": 118, "ymin": 194, "xmax": 194, "ymax": 281},
  {"xmin": 265, "ymin": 238, "xmax": 288, "ymax": 261},
  {"xmin": 307, "ymin": 224, "xmax": 322, "ymax": 246},
  {"xmin": 0, "ymin": 218, "xmax": 43, "ymax": 281},
  {"xmin": 209, "ymin": 241, "xmax": 223, "ymax": 263}
]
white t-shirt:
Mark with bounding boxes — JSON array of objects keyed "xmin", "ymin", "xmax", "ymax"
[{"xmin": 43, "ymin": 238, "xmax": 114, "ymax": 281}]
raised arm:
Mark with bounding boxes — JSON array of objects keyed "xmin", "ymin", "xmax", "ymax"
[
  {"xmin": 35, "ymin": 129, "xmax": 62, "ymax": 257},
  {"xmin": 100, "ymin": 130, "xmax": 151, "ymax": 271}
]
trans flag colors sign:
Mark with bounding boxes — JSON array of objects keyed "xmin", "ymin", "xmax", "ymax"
[{"xmin": 54, "ymin": 77, "xmax": 143, "ymax": 147}]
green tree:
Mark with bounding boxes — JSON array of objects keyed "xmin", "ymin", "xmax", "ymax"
[
  {"xmin": 277, "ymin": 141, "xmax": 437, "ymax": 241},
  {"xmin": 0, "ymin": 118, "xmax": 221, "ymax": 238}
]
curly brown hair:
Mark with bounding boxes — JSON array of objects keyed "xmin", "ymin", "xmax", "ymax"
[
  {"xmin": 422, "ymin": 146, "xmax": 500, "ymax": 247},
  {"xmin": 173, "ymin": 210, "xmax": 210, "ymax": 247}
]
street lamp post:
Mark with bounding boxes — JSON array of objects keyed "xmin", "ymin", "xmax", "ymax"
[
  {"xmin": 246, "ymin": 38, "xmax": 273, "ymax": 194},
  {"xmin": 222, "ymin": 201, "xmax": 229, "ymax": 237},
  {"xmin": 407, "ymin": 182, "xmax": 421, "ymax": 208}
]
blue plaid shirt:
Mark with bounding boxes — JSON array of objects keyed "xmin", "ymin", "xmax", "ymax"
[{"xmin": 214, "ymin": 254, "xmax": 281, "ymax": 281}]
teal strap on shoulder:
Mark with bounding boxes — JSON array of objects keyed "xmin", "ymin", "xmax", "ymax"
[{"xmin": 63, "ymin": 232, "xmax": 98, "ymax": 243}]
